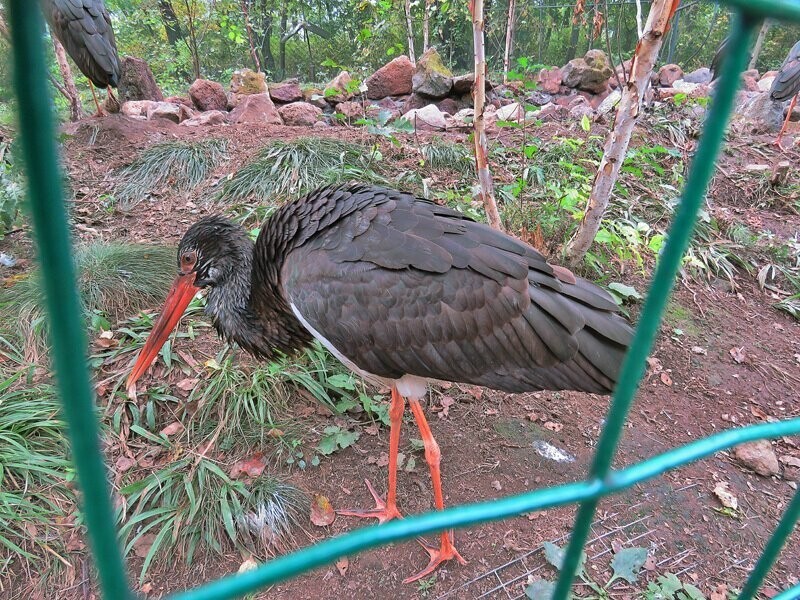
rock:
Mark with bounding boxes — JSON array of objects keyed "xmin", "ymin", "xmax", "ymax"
[
  {"xmin": 537, "ymin": 67, "xmax": 563, "ymax": 94},
  {"xmin": 738, "ymin": 93, "xmax": 786, "ymax": 133},
  {"xmin": 526, "ymin": 91, "xmax": 553, "ymax": 106},
  {"xmin": 743, "ymin": 68, "xmax": 759, "ymax": 81},
  {"xmin": 658, "ymin": 64, "xmax": 684, "ymax": 87},
  {"xmin": 189, "ymin": 79, "xmax": 228, "ymax": 111},
  {"xmin": 412, "ymin": 48, "xmax": 453, "ymax": 99},
  {"xmin": 451, "ymin": 73, "xmax": 493, "ymax": 95},
  {"xmin": 181, "ymin": 110, "xmax": 227, "ymax": 126},
  {"xmin": 561, "ymin": 49, "xmax": 613, "ymax": 94},
  {"xmin": 758, "ymin": 75, "xmax": 776, "ymax": 92},
  {"xmin": 313, "ymin": 120, "xmax": 330, "ymax": 129},
  {"xmin": 365, "ymin": 103, "xmax": 400, "ymax": 121},
  {"xmin": 366, "ymin": 56, "xmax": 414, "ymax": 99},
  {"xmin": 568, "ymin": 96, "xmax": 594, "ymax": 119},
  {"xmin": 597, "ymin": 89, "xmax": 622, "ymax": 115},
  {"xmin": 452, "ymin": 108, "xmax": 475, "ymax": 126},
  {"xmin": 684, "ymin": 67, "xmax": 712, "ymax": 84},
  {"xmin": 734, "ymin": 440, "xmax": 779, "ymax": 477},
  {"xmin": 334, "ymin": 101, "xmax": 364, "ymax": 120},
  {"xmin": 672, "ymin": 80, "xmax": 701, "ymax": 95},
  {"xmin": 402, "ymin": 92, "xmax": 431, "ymax": 113},
  {"xmin": 230, "ymin": 69, "xmax": 267, "ymax": 95},
  {"xmin": 303, "ymin": 88, "xmax": 329, "ymax": 109},
  {"xmin": 147, "ymin": 102, "xmax": 191, "ymax": 123},
  {"xmin": 269, "ymin": 79, "xmax": 303, "ymax": 103},
  {"xmin": 229, "ymin": 93, "xmax": 283, "ymax": 125},
  {"xmin": 324, "ymin": 71, "xmax": 354, "ymax": 103},
  {"xmin": 118, "ymin": 56, "xmax": 164, "ymax": 102},
  {"xmin": 495, "ymin": 102, "xmax": 524, "ymax": 122},
  {"xmin": 742, "ymin": 75, "xmax": 760, "ymax": 92},
  {"xmin": 164, "ymin": 95, "xmax": 194, "ymax": 109},
  {"xmin": 277, "ymin": 102, "xmax": 322, "ymax": 126},
  {"xmin": 227, "ymin": 92, "xmax": 242, "ymax": 110},
  {"xmin": 402, "ymin": 104, "xmax": 447, "ymax": 130},
  {"xmin": 436, "ymin": 97, "xmax": 464, "ymax": 115},
  {"xmin": 121, "ymin": 100, "xmax": 156, "ymax": 118}
]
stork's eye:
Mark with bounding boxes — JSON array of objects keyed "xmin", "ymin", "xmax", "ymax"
[{"xmin": 180, "ymin": 251, "xmax": 197, "ymax": 270}]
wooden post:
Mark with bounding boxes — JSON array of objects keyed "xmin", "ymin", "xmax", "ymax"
[
  {"xmin": 51, "ymin": 37, "xmax": 84, "ymax": 121},
  {"xmin": 565, "ymin": 0, "xmax": 680, "ymax": 264},
  {"xmin": 502, "ymin": 0, "xmax": 516, "ymax": 84},
  {"xmin": 405, "ymin": 0, "xmax": 416, "ymax": 64},
  {"xmin": 469, "ymin": 0, "xmax": 503, "ymax": 231}
]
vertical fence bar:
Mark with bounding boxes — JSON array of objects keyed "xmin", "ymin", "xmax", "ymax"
[
  {"xmin": 738, "ymin": 487, "xmax": 800, "ymax": 600},
  {"xmin": 552, "ymin": 10, "xmax": 761, "ymax": 599},
  {"xmin": 6, "ymin": 2, "xmax": 132, "ymax": 598}
]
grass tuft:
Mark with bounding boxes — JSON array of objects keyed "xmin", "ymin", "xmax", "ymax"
[
  {"xmin": 113, "ymin": 139, "xmax": 227, "ymax": 210},
  {"xmin": 0, "ymin": 243, "xmax": 175, "ymax": 358},
  {"xmin": 420, "ymin": 139, "xmax": 474, "ymax": 176},
  {"xmin": 218, "ymin": 137, "xmax": 384, "ymax": 203}
]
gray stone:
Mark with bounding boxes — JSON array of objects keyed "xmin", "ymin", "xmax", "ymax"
[
  {"xmin": 402, "ymin": 104, "xmax": 447, "ymax": 130},
  {"xmin": 180, "ymin": 110, "xmax": 227, "ymax": 126},
  {"xmin": 683, "ymin": 67, "xmax": 712, "ymax": 84},
  {"xmin": 411, "ymin": 48, "xmax": 453, "ymax": 99}
]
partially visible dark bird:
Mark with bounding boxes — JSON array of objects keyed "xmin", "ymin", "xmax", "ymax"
[
  {"xmin": 770, "ymin": 40, "xmax": 800, "ymax": 149},
  {"xmin": 127, "ymin": 183, "xmax": 634, "ymax": 582},
  {"xmin": 710, "ymin": 36, "xmax": 730, "ymax": 82},
  {"xmin": 42, "ymin": 0, "xmax": 121, "ymax": 115}
]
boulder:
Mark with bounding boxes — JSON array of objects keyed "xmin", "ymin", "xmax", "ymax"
[
  {"xmin": 734, "ymin": 440, "xmax": 779, "ymax": 477},
  {"xmin": 402, "ymin": 104, "xmax": 447, "ymax": 130},
  {"xmin": 366, "ymin": 56, "xmax": 414, "ymax": 99},
  {"xmin": 303, "ymin": 88, "xmax": 329, "ymax": 109},
  {"xmin": 412, "ymin": 48, "xmax": 453, "ymax": 99},
  {"xmin": 684, "ymin": 67, "xmax": 712, "ymax": 84},
  {"xmin": 230, "ymin": 69, "xmax": 267, "ymax": 95},
  {"xmin": 229, "ymin": 93, "xmax": 283, "ymax": 125},
  {"xmin": 121, "ymin": 100, "xmax": 156, "ymax": 118},
  {"xmin": 597, "ymin": 89, "xmax": 622, "ymax": 115},
  {"xmin": 366, "ymin": 103, "xmax": 401, "ymax": 121},
  {"xmin": 495, "ymin": 102, "xmax": 524, "ymax": 122},
  {"xmin": 742, "ymin": 75, "xmax": 760, "ymax": 92},
  {"xmin": 743, "ymin": 68, "xmax": 759, "ymax": 81},
  {"xmin": 146, "ymin": 102, "xmax": 191, "ymax": 123},
  {"xmin": 561, "ymin": 50, "xmax": 613, "ymax": 94},
  {"xmin": 334, "ymin": 101, "xmax": 365, "ymax": 120},
  {"xmin": 278, "ymin": 102, "xmax": 322, "ymax": 126},
  {"xmin": 536, "ymin": 102, "xmax": 569, "ymax": 122},
  {"xmin": 189, "ymin": 79, "xmax": 227, "ymax": 111},
  {"xmin": 568, "ymin": 95, "xmax": 594, "ymax": 119},
  {"xmin": 402, "ymin": 93, "xmax": 431, "ymax": 113},
  {"xmin": 181, "ymin": 110, "xmax": 227, "ymax": 127},
  {"xmin": 526, "ymin": 91, "xmax": 553, "ymax": 106},
  {"xmin": 738, "ymin": 93, "xmax": 786, "ymax": 133},
  {"xmin": 537, "ymin": 67, "xmax": 563, "ymax": 94},
  {"xmin": 269, "ymin": 79, "xmax": 303, "ymax": 103},
  {"xmin": 452, "ymin": 108, "xmax": 475, "ymax": 126},
  {"xmin": 451, "ymin": 73, "xmax": 493, "ymax": 95},
  {"xmin": 436, "ymin": 97, "xmax": 465, "ymax": 115},
  {"xmin": 164, "ymin": 95, "xmax": 194, "ymax": 109},
  {"xmin": 118, "ymin": 57, "xmax": 164, "ymax": 102},
  {"xmin": 758, "ymin": 75, "xmax": 776, "ymax": 92},
  {"xmin": 324, "ymin": 71, "xmax": 355, "ymax": 103},
  {"xmin": 658, "ymin": 64, "xmax": 683, "ymax": 87}
]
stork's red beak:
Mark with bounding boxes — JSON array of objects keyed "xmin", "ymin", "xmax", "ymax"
[{"xmin": 126, "ymin": 272, "xmax": 199, "ymax": 398}]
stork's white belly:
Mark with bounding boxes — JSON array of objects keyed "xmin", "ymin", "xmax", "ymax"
[{"xmin": 290, "ymin": 303, "xmax": 429, "ymax": 399}]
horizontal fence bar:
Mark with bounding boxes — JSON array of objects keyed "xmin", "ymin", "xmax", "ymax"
[
  {"xmin": 723, "ymin": 0, "xmax": 800, "ymax": 21},
  {"xmin": 772, "ymin": 583, "xmax": 800, "ymax": 600},
  {"xmin": 6, "ymin": 2, "xmax": 132, "ymax": 599},
  {"xmin": 553, "ymin": 9, "xmax": 761, "ymax": 600},
  {"xmin": 169, "ymin": 418, "xmax": 800, "ymax": 600}
]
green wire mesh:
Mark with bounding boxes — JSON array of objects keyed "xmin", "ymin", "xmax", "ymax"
[{"xmin": 6, "ymin": 0, "xmax": 800, "ymax": 599}]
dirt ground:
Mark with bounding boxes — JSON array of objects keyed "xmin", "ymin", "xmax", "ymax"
[{"xmin": 1, "ymin": 113, "xmax": 799, "ymax": 600}]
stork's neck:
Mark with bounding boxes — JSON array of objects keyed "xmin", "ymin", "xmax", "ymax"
[{"xmin": 204, "ymin": 234, "xmax": 312, "ymax": 359}]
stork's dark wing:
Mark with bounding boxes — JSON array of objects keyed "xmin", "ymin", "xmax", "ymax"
[
  {"xmin": 710, "ymin": 37, "xmax": 730, "ymax": 81},
  {"xmin": 281, "ymin": 186, "xmax": 632, "ymax": 395},
  {"xmin": 43, "ymin": 0, "xmax": 120, "ymax": 87},
  {"xmin": 770, "ymin": 40, "xmax": 800, "ymax": 102}
]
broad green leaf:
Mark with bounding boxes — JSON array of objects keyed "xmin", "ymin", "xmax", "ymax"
[
  {"xmin": 608, "ymin": 547, "xmax": 648, "ymax": 584},
  {"xmin": 542, "ymin": 541, "xmax": 564, "ymax": 569},
  {"xmin": 326, "ymin": 373, "xmax": 355, "ymax": 390},
  {"xmin": 608, "ymin": 282, "xmax": 642, "ymax": 300},
  {"xmin": 525, "ymin": 579, "xmax": 555, "ymax": 600},
  {"xmin": 580, "ymin": 114, "xmax": 591, "ymax": 132}
]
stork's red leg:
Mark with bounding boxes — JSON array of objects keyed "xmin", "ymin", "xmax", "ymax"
[
  {"xmin": 337, "ymin": 386, "xmax": 404, "ymax": 523},
  {"xmin": 775, "ymin": 93, "xmax": 798, "ymax": 150},
  {"xmin": 89, "ymin": 81, "xmax": 105, "ymax": 116},
  {"xmin": 404, "ymin": 398, "xmax": 466, "ymax": 584}
]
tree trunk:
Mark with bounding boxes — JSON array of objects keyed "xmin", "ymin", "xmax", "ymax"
[
  {"xmin": 405, "ymin": 0, "xmax": 416, "ymax": 65},
  {"xmin": 51, "ymin": 37, "xmax": 84, "ymax": 121},
  {"xmin": 423, "ymin": 0, "xmax": 434, "ymax": 52},
  {"xmin": 748, "ymin": 20, "xmax": 770, "ymax": 70},
  {"xmin": 565, "ymin": 0, "xmax": 681, "ymax": 264},
  {"xmin": 158, "ymin": 0, "xmax": 183, "ymax": 46},
  {"xmin": 241, "ymin": 0, "xmax": 261, "ymax": 72},
  {"xmin": 502, "ymin": 0, "xmax": 516, "ymax": 84},
  {"xmin": 468, "ymin": 0, "xmax": 503, "ymax": 232},
  {"xmin": 278, "ymin": 2, "xmax": 288, "ymax": 79},
  {"xmin": 565, "ymin": 20, "xmax": 581, "ymax": 62},
  {"xmin": 634, "ymin": 0, "xmax": 644, "ymax": 38},
  {"xmin": 256, "ymin": 0, "xmax": 275, "ymax": 73},
  {"xmin": 182, "ymin": 0, "xmax": 201, "ymax": 79}
]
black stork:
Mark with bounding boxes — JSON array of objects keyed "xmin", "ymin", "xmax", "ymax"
[
  {"xmin": 770, "ymin": 39, "xmax": 800, "ymax": 149},
  {"xmin": 41, "ymin": 0, "xmax": 121, "ymax": 115},
  {"xmin": 127, "ymin": 183, "xmax": 634, "ymax": 582}
]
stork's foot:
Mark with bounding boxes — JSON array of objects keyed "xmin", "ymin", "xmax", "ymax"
[
  {"xmin": 403, "ymin": 532, "xmax": 467, "ymax": 584},
  {"xmin": 337, "ymin": 478, "xmax": 402, "ymax": 524}
]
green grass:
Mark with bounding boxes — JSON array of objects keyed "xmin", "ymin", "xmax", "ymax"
[
  {"xmin": 113, "ymin": 139, "xmax": 227, "ymax": 211},
  {"xmin": 420, "ymin": 139, "xmax": 474, "ymax": 176},
  {"xmin": 0, "ymin": 242, "xmax": 175, "ymax": 357},
  {"xmin": 217, "ymin": 137, "xmax": 386, "ymax": 204}
]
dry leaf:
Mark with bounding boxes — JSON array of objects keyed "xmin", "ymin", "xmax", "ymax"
[
  {"xmin": 611, "ymin": 539, "xmax": 622, "ymax": 553},
  {"xmin": 133, "ymin": 533, "xmax": 157, "ymax": 559},
  {"xmin": 691, "ymin": 346, "xmax": 707, "ymax": 355},
  {"xmin": 176, "ymin": 378, "xmax": 200, "ymax": 392},
  {"xmin": 375, "ymin": 452, "xmax": 390, "ymax": 467},
  {"xmin": 646, "ymin": 357, "xmax": 663, "ymax": 372},
  {"xmin": 729, "ymin": 347, "xmax": 747, "ymax": 364},
  {"xmin": 660, "ymin": 372, "xmax": 673, "ymax": 386},
  {"xmin": 543, "ymin": 421, "xmax": 563, "ymax": 432},
  {"xmin": 267, "ymin": 428, "xmax": 284, "ymax": 438},
  {"xmin": 710, "ymin": 584, "xmax": 728, "ymax": 600},
  {"xmin": 335, "ymin": 557, "xmax": 349, "ymax": 576},
  {"xmin": 238, "ymin": 557, "xmax": 258, "ymax": 574},
  {"xmin": 115, "ymin": 456, "xmax": 136, "ymax": 473},
  {"xmin": 160, "ymin": 421, "xmax": 184, "ymax": 437},
  {"xmin": 484, "ymin": 408, "xmax": 499, "ymax": 416},
  {"xmin": 230, "ymin": 453, "xmax": 267, "ymax": 479},
  {"xmin": 364, "ymin": 424, "xmax": 380, "ymax": 436},
  {"xmin": 95, "ymin": 334, "xmax": 118, "ymax": 349},
  {"xmin": 437, "ymin": 396, "xmax": 455, "ymax": 419},
  {"xmin": 311, "ymin": 494, "xmax": 336, "ymax": 526},
  {"xmin": 140, "ymin": 583, "xmax": 153, "ymax": 595},
  {"xmin": 713, "ymin": 482, "xmax": 738, "ymax": 510},
  {"xmin": 643, "ymin": 554, "xmax": 657, "ymax": 571}
]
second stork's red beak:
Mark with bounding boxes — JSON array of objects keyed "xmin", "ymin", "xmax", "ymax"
[{"xmin": 126, "ymin": 272, "xmax": 199, "ymax": 398}]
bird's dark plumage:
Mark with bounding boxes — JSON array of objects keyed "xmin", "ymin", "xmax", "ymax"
[
  {"xmin": 185, "ymin": 184, "xmax": 633, "ymax": 396},
  {"xmin": 770, "ymin": 40, "xmax": 800, "ymax": 102},
  {"xmin": 42, "ymin": 0, "xmax": 121, "ymax": 88},
  {"xmin": 710, "ymin": 36, "xmax": 730, "ymax": 82}
]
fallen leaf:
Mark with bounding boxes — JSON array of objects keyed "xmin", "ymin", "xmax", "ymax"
[
  {"xmin": 710, "ymin": 583, "xmax": 728, "ymax": 600},
  {"xmin": 643, "ymin": 554, "xmax": 656, "ymax": 571},
  {"xmin": 646, "ymin": 357, "xmax": 662, "ymax": 372},
  {"xmin": 176, "ymin": 378, "xmax": 200, "ymax": 392},
  {"xmin": 750, "ymin": 406, "xmax": 770, "ymax": 420},
  {"xmin": 526, "ymin": 511, "xmax": 542, "ymax": 520},
  {"xmin": 729, "ymin": 347, "xmax": 747, "ymax": 364},
  {"xmin": 364, "ymin": 424, "xmax": 380, "ymax": 436},
  {"xmin": 437, "ymin": 396, "xmax": 455, "ymax": 419},
  {"xmin": 115, "ymin": 456, "xmax": 136, "ymax": 473},
  {"xmin": 691, "ymin": 346, "xmax": 707, "ymax": 355},
  {"xmin": 267, "ymin": 428, "xmax": 284, "ymax": 438},
  {"xmin": 238, "ymin": 557, "xmax": 258, "ymax": 574},
  {"xmin": 176, "ymin": 350, "xmax": 199, "ymax": 368},
  {"xmin": 160, "ymin": 421, "xmax": 184, "ymax": 437},
  {"xmin": 543, "ymin": 421, "xmax": 563, "ymax": 432},
  {"xmin": 404, "ymin": 456, "xmax": 416, "ymax": 472},
  {"xmin": 610, "ymin": 539, "xmax": 622, "ymax": 553},
  {"xmin": 660, "ymin": 372, "xmax": 673, "ymax": 386},
  {"xmin": 230, "ymin": 453, "xmax": 267, "ymax": 479},
  {"xmin": 335, "ymin": 556, "xmax": 349, "ymax": 576},
  {"xmin": 133, "ymin": 533, "xmax": 157, "ymax": 559},
  {"xmin": 95, "ymin": 334, "xmax": 118, "ymax": 349},
  {"xmin": 140, "ymin": 583, "xmax": 153, "ymax": 595},
  {"xmin": 311, "ymin": 494, "xmax": 336, "ymax": 527},
  {"xmin": 484, "ymin": 408, "xmax": 499, "ymax": 416},
  {"xmin": 713, "ymin": 482, "xmax": 738, "ymax": 510},
  {"xmin": 375, "ymin": 452, "xmax": 390, "ymax": 467}
]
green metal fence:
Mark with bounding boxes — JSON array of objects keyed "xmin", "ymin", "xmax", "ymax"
[{"xmin": 6, "ymin": 0, "xmax": 800, "ymax": 598}]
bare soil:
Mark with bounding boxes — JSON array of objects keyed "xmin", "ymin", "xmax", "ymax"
[{"xmin": 1, "ymin": 113, "xmax": 799, "ymax": 600}]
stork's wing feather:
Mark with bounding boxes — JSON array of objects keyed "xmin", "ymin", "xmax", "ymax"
[
  {"xmin": 44, "ymin": 0, "xmax": 120, "ymax": 88},
  {"xmin": 281, "ymin": 186, "xmax": 632, "ymax": 394},
  {"xmin": 771, "ymin": 40, "xmax": 800, "ymax": 102}
]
